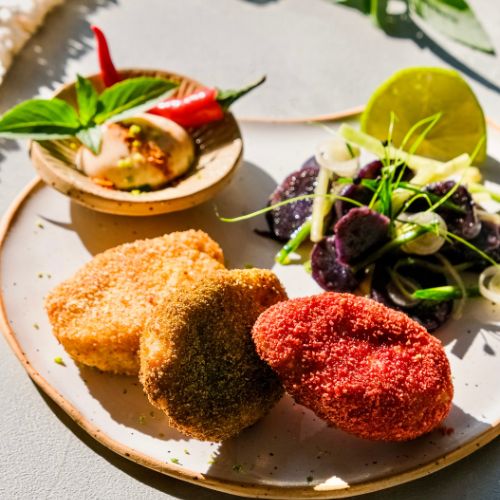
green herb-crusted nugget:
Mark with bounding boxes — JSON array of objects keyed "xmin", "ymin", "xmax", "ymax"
[{"xmin": 139, "ymin": 269, "xmax": 287, "ymax": 441}]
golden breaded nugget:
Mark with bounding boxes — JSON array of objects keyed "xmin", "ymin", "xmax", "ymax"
[
  {"xmin": 140, "ymin": 269, "xmax": 287, "ymax": 441},
  {"xmin": 45, "ymin": 230, "xmax": 224, "ymax": 375}
]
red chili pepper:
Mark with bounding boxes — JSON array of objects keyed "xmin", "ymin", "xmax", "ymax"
[
  {"xmin": 91, "ymin": 25, "xmax": 121, "ymax": 87},
  {"xmin": 149, "ymin": 75, "xmax": 266, "ymax": 128},
  {"xmin": 173, "ymin": 101, "xmax": 225, "ymax": 128},
  {"xmin": 149, "ymin": 87, "xmax": 219, "ymax": 123}
]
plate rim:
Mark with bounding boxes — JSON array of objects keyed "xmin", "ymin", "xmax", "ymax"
[{"xmin": 1, "ymin": 114, "xmax": 500, "ymax": 499}]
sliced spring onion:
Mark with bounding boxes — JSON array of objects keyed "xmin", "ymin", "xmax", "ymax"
[
  {"xmin": 479, "ymin": 265, "xmax": 500, "ymax": 304},
  {"xmin": 338, "ymin": 124, "xmax": 476, "ymax": 186},
  {"xmin": 311, "ymin": 136, "xmax": 360, "ymax": 242},
  {"xmin": 310, "ymin": 167, "xmax": 333, "ymax": 242},
  {"xmin": 470, "ymin": 181, "xmax": 500, "ymax": 205},
  {"xmin": 446, "ymin": 166, "xmax": 482, "ymax": 186},
  {"xmin": 315, "ymin": 136, "xmax": 360, "ymax": 177},
  {"xmin": 387, "ymin": 269, "xmax": 420, "ymax": 307},
  {"xmin": 412, "ymin": 285, "xmax": 480, "ymax": 301},
  {"xmin": 399, "ymin": 212, "xmax": 447, "ymax": 255},
  {"xmin": 411, "ymin": 154, "xmax": 471, "ymax": 186},
  {"xmin": 477, "ymin": 210, "xmax": 500, "ymax": 225},
  {"xmin": 435, "ymin": 253, "xmax": 466, "ymax": 319},
  {"xmin": 275, "ymin": 218, "xmax": 312, "ymax": 265}
]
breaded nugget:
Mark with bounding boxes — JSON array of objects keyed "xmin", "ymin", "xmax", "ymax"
[
  {"xmin": 45, "ymin": 230, "xmax": 225, "ymax": 375},
  {"xmin": 252, "ymin": 293, "xmax": 453, "ymax": 441},
  {"xmin": 140, "ymin": 269, "xmax": 287, "ymax": 441}
]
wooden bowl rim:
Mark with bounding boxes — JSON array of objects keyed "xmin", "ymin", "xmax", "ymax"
[{"xmin": 30, "ymin": 68, "xmax": 243, "ymax": 215}]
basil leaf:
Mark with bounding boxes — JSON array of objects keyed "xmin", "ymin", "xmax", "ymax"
[
  {"xmin": 0, "ymin": 99, "xmax": 80, "ymax": 137},
  {"xmin": 408, "ymin": 0, "xmax": 495, "ymax": 54},
  {"xmin": 76, "ymin": 74, "xmax": 99, "ymax": 126},
  {"xmin": 94, "ymin": 77, "xmax": 178, "ymax": 124},
  {"xmin": 76, "ymin": 126, "xmax": 102, "ymax": 155}
]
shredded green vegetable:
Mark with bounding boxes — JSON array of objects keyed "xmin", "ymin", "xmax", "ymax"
[{"xmin": 275, "ymin": 219, "xmax": 312, "ymax": 265}]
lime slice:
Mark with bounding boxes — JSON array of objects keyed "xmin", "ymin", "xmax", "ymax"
[{"xmin": 361, "ymin": 67, "xmax": 487, "ymax": 164}]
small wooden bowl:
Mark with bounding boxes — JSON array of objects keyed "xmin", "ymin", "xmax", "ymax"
[{"xmin": 30, "ymin": 69, "xmax": 243, "ymax": 216}]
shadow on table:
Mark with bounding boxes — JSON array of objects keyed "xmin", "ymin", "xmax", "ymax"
[
  {"xmin": 63, "ymin": 160, "xmax": 279, "ymax": 269},
  {"xmin": 0, "ymin": 0, "xmax": 117, "ymax": 164},
  {"xmin": 337, "ymin": 3, "xmax": 500, "ymax": 95}
]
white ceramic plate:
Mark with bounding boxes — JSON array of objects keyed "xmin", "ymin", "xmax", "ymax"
[{"xmin": 1, "ymin": 118, "xmax": 499, "ymax": 499}]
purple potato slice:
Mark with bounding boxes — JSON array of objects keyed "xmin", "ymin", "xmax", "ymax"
[
  {"xmin": 335, "ymin": 160, "xmax": 412, "ymax": 218},
  {"xmin": 266, "ymin": 157, "xmax": 320, "ymax": 241},
  {"xmin": 410, "ymin": 181, "xmax": 481, "ymax": 240},
  {"xmin": 311, "ymin": 236, "xmax": 361, "ymax": 292},
  {"xmin": 334, "ymin": 207, "xmax": 390, "ymax": 266},
  {"xmin": 442, "ymin": 219, "xmax": 500, "ymax": 270}
]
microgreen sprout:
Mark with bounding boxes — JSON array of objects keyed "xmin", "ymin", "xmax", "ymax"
[{"xmin": 217, "ymin": 194, "xmax": 363, "ymax": 223}]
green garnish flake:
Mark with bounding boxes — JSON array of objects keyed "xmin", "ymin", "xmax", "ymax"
[
  {"xmin": 36, "ymin": 221, "xmax": 44, "ymax": 229},
  {"xmin": 138, "ymin": 415, "xmax": 146, "ymax": 425},
  {"xmin": 232, "ymin": 464, "xmax": 243, "ymax": 473},
  {"xmin": 170, "ymin": 458, "xmax": 181, "ymax": 465},
  {"xmin": 117, "ymin": 157, "xmax": 133, "ymax": 169},
  {"xmin": 184, "ymin": 449, "xmax": 190, "ymax": 455},
  {"xmin": 54, "ymin": 356, "xmax": 65, "ymax": 366},
  {"xmin": 244, "ymin": 263, "xmax": 254, "ymax": 269},
  {"xmin": 128, "ymin": 124, "xmax": 142, "ymax": 137},
  {"xmin": 33, "ymin": 323, "xmax": 40, "ymax": 330}
]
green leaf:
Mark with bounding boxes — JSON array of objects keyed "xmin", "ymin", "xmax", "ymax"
[
  {"xmin": 334, "ymin": 0, "xmax": 372, "ymax": 15},
  {"xmin": 408, "ymin": 0, "xmax": 495, "ymax": 54},
  {"xmin": 94, "ymin": 77, "xmax": 178, "ymax": 124},
  {"xmin": 76, "ymin": 126, "xmax": 102, "ymax": 155},
  {"xmin": 370, "ymin": 0, "xmax": 388, "ymax": 28},
  {"xmin": 0, "ymin": 98, "xmax": 80, "ymax": 138},
  {"xmin": 76, "ymin": 74, "xmax": 99, "ymax": 126},
  {"xmin": 217, "ymin": 75, "xmax": 266, "ymax": 110}
]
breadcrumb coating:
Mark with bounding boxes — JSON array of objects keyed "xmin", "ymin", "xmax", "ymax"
[
  {"xmin": 45, "ymin": 230, "xmax": 225, "ymax": 375},
  {"xmin": 252, "ymin": 293, "xmax": 453, "ymax": 441},
  {"xmin": 140, "ymin": 269, "xmax": 287, "ymax": 441}
]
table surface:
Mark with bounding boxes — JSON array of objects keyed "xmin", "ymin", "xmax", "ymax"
[{"xmin": 0, "ymin": 1, "xmax": 499, "ymax": 499}]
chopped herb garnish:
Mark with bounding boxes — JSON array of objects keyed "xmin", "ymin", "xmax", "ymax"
[{"xmin": 54, "ymin": 356, "xmax": 65, "ymax": 366}]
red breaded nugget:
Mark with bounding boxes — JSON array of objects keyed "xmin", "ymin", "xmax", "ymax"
[{"xmin": 252, "ymin": 293, "xmax": 453, "ymax": 441}]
